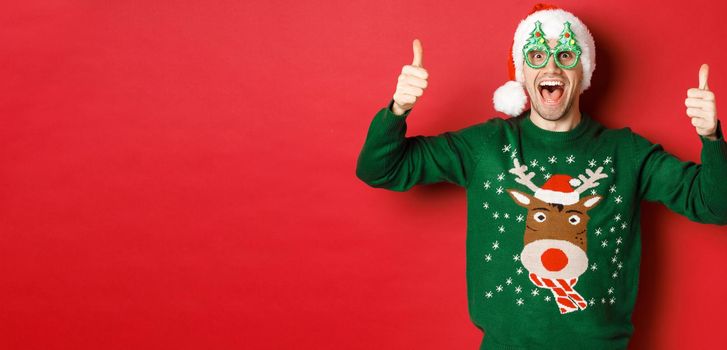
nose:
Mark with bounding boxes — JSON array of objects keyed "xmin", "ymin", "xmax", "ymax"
[
  {"xmin": 541, "ymin": 248, "xmax": 568, "ymax": 271},
  {"xmin": 544, "ymin": 52, "xmax": 562, "ymax": 73}
]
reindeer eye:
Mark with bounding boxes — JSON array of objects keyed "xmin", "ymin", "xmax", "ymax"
[
  {"xmin": 533, "ymin": 212, "xmax": 547, "ymax": 222},
  {"xmin": 568, "ymin": 215, "xmax": 581, "ymax": 225}
]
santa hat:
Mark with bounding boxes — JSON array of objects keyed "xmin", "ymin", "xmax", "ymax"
[
  {"xmin": 493, "ymin": 4, "xmax": 596, "ymax": 117},
  {"xmin": 534, "ymin": 174, "xmax": 582, "ymax": 205}
]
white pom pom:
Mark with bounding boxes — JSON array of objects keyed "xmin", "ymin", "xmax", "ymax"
[
  {"xmin": 569, "ymin": 178, "xmax": 582, "ymax": 187},
  {"xmin": 493, "ymin": 80, "xmax": 527, "ymax": 117}
]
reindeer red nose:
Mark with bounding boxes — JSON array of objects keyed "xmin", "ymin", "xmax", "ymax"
[{"xmin": 541, "ymin": 248, "xmax": 569, "ymax": 271}]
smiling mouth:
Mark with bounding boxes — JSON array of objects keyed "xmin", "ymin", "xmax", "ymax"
[{"xmin": 538, "ymin": 84, "xmax": 565, "ymax": 106}]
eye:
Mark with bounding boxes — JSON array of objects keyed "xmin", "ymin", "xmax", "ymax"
[
  {"xmin": 568, "ymin": 214, "xmax": 581, "ymax": 225},
  {"xmin": 559, "ymin": 52, "xmax": 571, "ymax": 59},
  {"xmin": 535, "ymin": 53, "xmax": 543, "ymax": 58},
  {"xmin": 533, "ymin": 212, "xmax": 547, "ymax": 222}
]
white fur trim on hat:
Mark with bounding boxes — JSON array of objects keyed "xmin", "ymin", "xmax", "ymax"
[
  {"xmin": 512, "ymin": 9, "xmax": 596, "ymax": 92},
  {"xmin": 493, "ymin": 80, "xmax": 528, "ymax": 117},
  {"xmin": 534, "ymin": 188, "xmax": 580, "ymax": 205}
]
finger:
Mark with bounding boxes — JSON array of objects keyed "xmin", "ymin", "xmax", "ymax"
[
  {"xmin": 398, "ymin": 85, "xmax": 424, "ymax": 97},
  {"xmin": 687, "ymin": 88, "xmax": 715, "ymax": 100},
  {"xmin": 686, "ymin": 107, "xmax": 710, "ymax": 119},
  {"xmin": 402, "ymin": 65, "xmax": 429, "ymax": 80},
  {"xmin": 402, "ymin": 75, "xmax": 428, "ymax": 89},
  {"xmin": 394, "ymin": 93, "xmax": 416, "ymax": 104},
  {"xmin": 699, "ymin": 63, "xmax": 709, "ymax": 90},
  {"xmin": 684, "ymin": 97, "xmax": 715, "ymax": 110},
  {"xmin": 412, "ymin": 39, "xmax": 423, "ymax": 67}
]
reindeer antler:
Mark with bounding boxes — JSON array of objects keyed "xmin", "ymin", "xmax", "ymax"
[
  {"xmin": 508, "ymin": 158, "xmax": 541, "ymax": 193},
  {"xmin": 574, "ymin": 166, "xmax": 609, "ymax": 194}
]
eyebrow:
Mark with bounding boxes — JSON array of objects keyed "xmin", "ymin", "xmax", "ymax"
[
  {"xmin": 533, "ymin": 207, "xmax": 550, "ymax": 211},
  {"xmin": 565, "ymin": 209, "xmax": 583, "ymax": 214}
]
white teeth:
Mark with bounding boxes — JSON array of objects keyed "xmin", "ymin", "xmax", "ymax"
[{"xmin": 539, "ymin": 81, "xmax": 564, "ymax": 87}]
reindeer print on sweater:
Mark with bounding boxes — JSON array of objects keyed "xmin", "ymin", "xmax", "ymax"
[{"xmin": 480, "ymin": 144, "xmax": 626, "ymax": 315}]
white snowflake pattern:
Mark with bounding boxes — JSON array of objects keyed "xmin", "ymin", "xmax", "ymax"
[
  {"xmin": 601, "ymin": 240, "xmax": 608, "ymax": 248},
  {"xmin": 483, "ymin": 202, "xmax": 490, "ymax": 210},
  {"xmin": 601, "ymin": 298, "xmax": 606, "ymax": 304},
  {"xmin": 621, "ymin": 222, "xmax": 628, "ymax": 230},
  {"xmin": 609, "ymin": 185, "xmax": 617, "ymax": 193},
  {"xmin": 614, "ymin": 195, "xmax": 622, "ymax": 204},
  {"xmin": 484, "ymin": 181, "xmax": 491, "ymax": 190},
  {"xmin": 492, "ymin": 241, "xmax": 500, "ymax": 250},
  {"xmin": 485, "ymin": 291, "xmax": 493, "ymax": 298},
  {"xmin": 610, "ymin": 227, "xmax": 616, "ymax": 233},
  {"xmin": 531, "ymin": 289, "xmax": 540, "ymax": 296},
  {"xmin": 516, "ymin": 214, "xmax": 524, "ymax": 222},
  {"xmin": 590, "ymin": 263, "xmax": 598, "ymax": 271},
  {"xmin": 614, "ymin": 213, "xmax": 621, "ymax": 222},
  {"xmin": 540, "ymin": 166, "xmax": 546, "ymax": 172},
  {"xmin": 516, "ymin": 298, "xmax": 524, "ymax": 306},
  {"xmin": 516, "ymin": 267, "xmax": 524, "ymax": 275},
  {"xmin": 511, "ymin": 150, "xmax": 518, "ymax": 159},
  {"xmin": 566, "ymin": 154, "xmax": 575, "ymax": 164},
  {"xmin": 484, "ymin": 254, "xmax": 492, "ymax": 262},
  {"xmin": 615, "ymin": 248, "xmax": 620, "ymax": 254},
  {"xmin": 608, "ymin": 287, "xmax": 614, "ymax": 294},
  {"xmin": 589, "ymin": 298, "xmax": 596, "ymax": 306},
  {"xmin": 493, "ymin": 212, "xmax": 500, "ymax": 219},
  {"xmin": 588, "ymin": 159, "xmax": 597, "ymax": 167},
  {"xmin": 530, "ymin": 159, "xmax": 539, "ymax": 167},
  {"xmin": 617, "ymin": 262, "xmax": 623, "ymax": 270},
  {"xmin": 545, "ymin": 295, "xmax": 552, "ymax": 302},
  {"xmin": 548, "ymin": 156, "xmax": 557, "ymax": 164},
  {"xmin": 595, "ymin": 228, "xmax": 602, "ymax": 236},
  {"xmin": 604, "ymin": 156, "xmax": 612, "ymax": 164},
  {"xmin": 616, "ymin": 237, "xmax": 623, "ymax": 245},
  {"xmin": 504, "ymin": 213, "xmax": 510, "ymax": 219},
  {"xmin": 496, "ymin": 186, "xmax": 504, "ymax": 195},
  {"xmin": 609, "ymin": 297, "xmax": 616, "ymax": 305},
  {"xmin": 612, "ymin": 271, "xmax": 618, "ymax": 279},
  {"xmin": 610, "ymin": 167, "xmax": 615, "ymax": 174},
  {"xmin": 515, "ymin": 285, "xmax": 522, "ymax": 294},
  {"xmin": 496, "ymin": 285, "xmax": 504, "ymax": 292},
  {"xmin": 502, "ymin": 144, "xmax": 512, "ymax": 153},
  {"xmin": 498, "ymin": 225, "xmax": 505, "ymax": 233},
  {"xmin": 512, "ymin": 254, "xmax": 520, "ymax": 262},
  {"xmin": 506, "ymin": 277, "xmax": 513, "ymax": 285},
  {"xmin": 611, "ymin": 255, "xmax": 618, "ymax": 263},
  {"xmin": 590, "ymin": 189, "xmax": 597, "ymax": 196},
  {"xmin": 544, "ymin": 173, "xmax": 552, "ymax": 180},
  {"xmin": 497, "ymin": 173, "xmax": 505, "ymax": 181}
]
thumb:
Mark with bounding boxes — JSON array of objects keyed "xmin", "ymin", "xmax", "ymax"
[
  {"xmin": 412, "ymin": 39, "xmax": 423, "ymax": 68},
  {"xmin": 699, "ymin": 63, "xmax": 709, "ymax": 90}
]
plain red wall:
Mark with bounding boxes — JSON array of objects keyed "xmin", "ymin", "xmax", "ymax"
[{"xmin": 1, "ymin": 0, "xmax": 726, "ymax": 349}]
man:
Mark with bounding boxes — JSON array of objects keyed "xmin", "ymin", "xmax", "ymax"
[{"xmin": 355, "ymin": 3, "xmax": 726, "ymax": 349}]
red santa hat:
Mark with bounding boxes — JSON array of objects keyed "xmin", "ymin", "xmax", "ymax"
[
  {"xmin": 534, "ymin": 174, "xmax": 582, "ymax": 205},
  {"xmin": 493, "ymin": 3, "xmax": 596, "ymax": 117}
]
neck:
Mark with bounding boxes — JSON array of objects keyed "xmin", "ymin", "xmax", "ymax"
[{"xmin": 528, "ymin": 99, "xmax": 582, "ymax": 132}]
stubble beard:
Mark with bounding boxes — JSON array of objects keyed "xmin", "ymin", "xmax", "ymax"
[{"xmin": 528, "ymin": 85, "xmax": 573, "ymax": 122}]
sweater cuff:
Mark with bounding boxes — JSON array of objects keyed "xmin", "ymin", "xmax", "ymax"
[
  {"xmin": 700, "ymin": 119, "xmax": 727, "ymax": 164},
  {"xmin": 385, "ymin": 99, "xmax": 412, "ymax": 119}
]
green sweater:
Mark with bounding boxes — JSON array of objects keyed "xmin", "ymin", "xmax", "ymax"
[{"xmin": 355, "ymin": 99, "xmax": 727, "ymax": 350}]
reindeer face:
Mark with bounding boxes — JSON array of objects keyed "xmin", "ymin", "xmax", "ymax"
[{"xmin": 507, "ymin": 189, "xmax": 601, "ymax": 250}]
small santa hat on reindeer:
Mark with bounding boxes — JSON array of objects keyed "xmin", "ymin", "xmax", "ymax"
[
  {"xmin": 492, "ymin": 3, "xmax": 596, "ymax": 117},
  {"xmin": 534, "ymin": 174, "xmax": 581, "ymax": 205}
]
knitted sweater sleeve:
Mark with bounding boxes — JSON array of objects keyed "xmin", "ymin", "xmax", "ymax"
[
  {"xmin": 355, "ymin": 100, "xmax": 494, "ymax": 191},
  {"xmin": 633, "ymin": 120, "xmax": 727, "ymax": 225}
]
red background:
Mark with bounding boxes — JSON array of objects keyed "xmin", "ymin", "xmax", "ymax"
[{"xmin": 1, "ymin": 0, "xmax": 726, "ymax": 349}]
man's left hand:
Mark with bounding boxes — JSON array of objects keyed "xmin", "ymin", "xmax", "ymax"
[{"xmin": 685, "ymin": 64, "xmax": 718, "ymax": 141}]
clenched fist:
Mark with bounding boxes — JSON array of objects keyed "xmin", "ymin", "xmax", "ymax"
[
  {"xmin": 391, "ymin": 39, "xmax": 429, "ymax": 116},
  {"xmin": 685, "ymin": 64, "xmax": 719, "ymax": 140}
]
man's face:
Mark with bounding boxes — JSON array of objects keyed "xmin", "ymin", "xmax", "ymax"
[{"xmin": 523, "ymin": 38, "xmax": 584, "ymax": 121}]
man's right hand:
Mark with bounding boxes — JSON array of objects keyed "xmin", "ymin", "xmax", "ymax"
[{"xmin": 391, "ymin": 39, "xmax": 429, "ymax": 116}]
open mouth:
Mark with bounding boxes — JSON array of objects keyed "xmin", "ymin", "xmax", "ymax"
[{"xmin": 538, "ymin": 80, "xmax": 565, "ymax": 106}]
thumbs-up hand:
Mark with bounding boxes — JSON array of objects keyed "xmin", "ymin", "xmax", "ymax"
[
  {"xmin": 391, "ymin": 39, "xmax": 429, "ymax": 116},
  {"xmin": 685, "ymin": 64, "xmax": 719, "ymax": 140}
]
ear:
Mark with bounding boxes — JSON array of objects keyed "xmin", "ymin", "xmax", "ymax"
[
  {"xmin": 507, "ymin": 189, "xmax": 534, "ymax": 208},
  {"xmin": 579, "ymin": 195, "xmax": 602, "ymax": 211}
]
